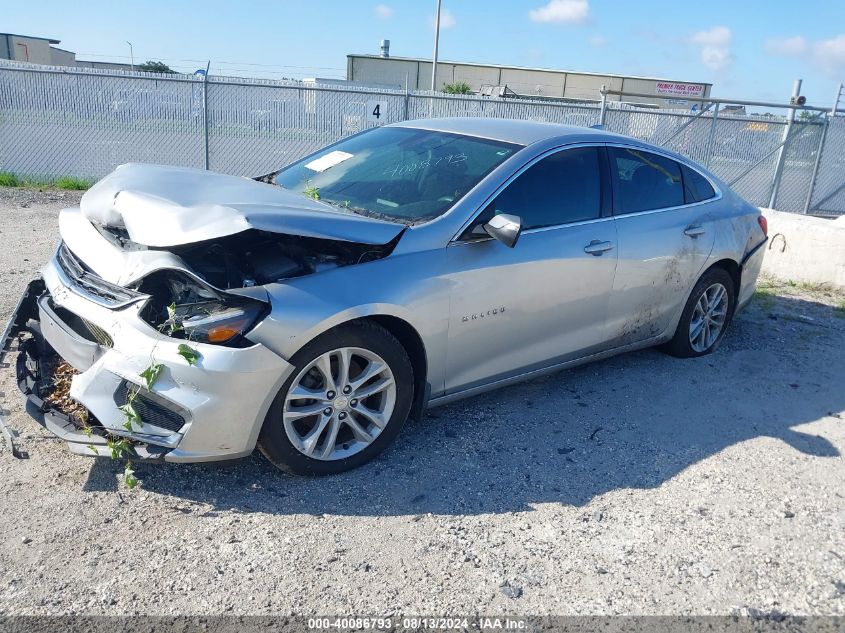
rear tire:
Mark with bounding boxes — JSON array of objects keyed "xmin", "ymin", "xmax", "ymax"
[
  {"xmin": 258, "ymin": 321, "xmax": 414, "ymax": 475},
  {"xmin": 664, "ymin": 267, "xmax": 735, "ymax": 358}
]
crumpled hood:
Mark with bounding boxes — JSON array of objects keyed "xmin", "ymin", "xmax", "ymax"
[{"xmin": 80, "ymin": 163, "xmax": 405, "ymax": 247}]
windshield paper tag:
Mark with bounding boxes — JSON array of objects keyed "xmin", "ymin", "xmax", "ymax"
[{"xmin": 305, "ymin": 150, "xmax": 354, "ymax": 173}]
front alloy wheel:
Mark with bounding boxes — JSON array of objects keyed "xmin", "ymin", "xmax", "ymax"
[
  {"xmin": 259, "ymin": 321, "xmax": 414, "ymax": 475},
  {"xmin": 283, "ymin": 347, "xmax": 396, "ymax": 461}
]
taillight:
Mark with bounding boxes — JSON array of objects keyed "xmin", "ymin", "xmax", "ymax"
[{"xmin": 757, "ymin": 215, "xmax": 768, "ymax": 237}]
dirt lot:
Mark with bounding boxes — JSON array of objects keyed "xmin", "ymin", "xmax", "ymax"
[{"xmin": 0, "ymin": 188, "xmax": 843, "ymax": 616}]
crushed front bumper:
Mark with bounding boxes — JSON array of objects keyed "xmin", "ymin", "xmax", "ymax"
[{"xmin": 3, "ymin": 250, "xmax": 294, "ymax": 463}]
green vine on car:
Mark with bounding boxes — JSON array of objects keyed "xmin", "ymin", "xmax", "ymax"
[
  {"xmin": 123, "ymin": 462, "xmax": 138, "ymax": 489},
  {"xmin": 303, "ymin": 184, "xmax": 320, "ymax": 200},
  {"xmin": 177, "ymin": 344, "xmax": 201, "ymax": 365},
  {"xmin": 161, "ymin": 304, "xmax": 202, "ymax": 365},
  {"xmin": 106, "ymin": 435, "xmax": 134, "ymax": 460},
  {"xmin": 86, "ymin": 434, "xmax": 137, "ymax": 488},
  {"xmin": 104, "ymin": 302, "xmax": 203, "ymax": 489},
  {"xmin": 165, "ymin": 302, "xmax": 183, "ymax": 335},
  {"xmin": 139, "ymin": 362, "xmax": 163, "ymax": 390},
  {"xmin": 118, "ymin": 387, "xmax": 143, "ymax": 432}
]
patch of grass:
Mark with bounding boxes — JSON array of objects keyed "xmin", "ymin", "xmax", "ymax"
[
  {"xmin": 754, "ymin": 285, "xmax": 777, "ymax": 310},
  {"xmin": 0, "ymin": 172, "xmax": 91, "ymax": 190},
  {"xmin": 0, "ymin": 172, "xmax": 20, "ymax": 187},
  {"xmin": 53, "ymin": 176, "xmax": 92, "ymax": 190},
  {"xmin": 796, "ymin": 280, "xmax": 832, "ymax": 294},
  {"xmin": 834, "ymin": 300, "xmax": 845, "ymax": 319}
]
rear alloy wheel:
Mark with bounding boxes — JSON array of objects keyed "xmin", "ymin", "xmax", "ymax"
[
  {"xmin": 688, "ymin": 283, "xmax": 729, "ymax": 353},
  {"xmin": 665, "ymin": 267, "xmax": 735, "ymax": 358},
  {"xmin": 259, "ymin": 322, "xmax": 413, "ymax": 475}
]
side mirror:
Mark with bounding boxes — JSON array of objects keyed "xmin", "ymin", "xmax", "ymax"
[{"xmin": 483, "ymin": 214, "xmax": 522, "ymax": 248}]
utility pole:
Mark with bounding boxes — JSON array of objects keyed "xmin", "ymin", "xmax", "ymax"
[
  {"xmin": 430, "ymin": 0, "xmax": 442, "ymax": 92},
  {"xmin": 126, "ymin": 41, "xmax": 134, "ymax": 71}
]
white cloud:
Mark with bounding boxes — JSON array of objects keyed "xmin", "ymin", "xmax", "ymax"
[
  {"xmin": 589, "ymin": 35, "xmax": 607, "ymax": 48},
  {"xmin": 699, "ymin": 46, "xmax": 732, "ymax": 71},
  {"xmin": 689, "ymin": 26, "xmax": 733, "ymax": 71},
  {"xmin": 529, "ymin": 0, "xmax": 590, "ymax": 25},
  {"xmin": 431, "ymin": 8, "xmax": 456, "ymax": 29},
  {"xmin": 765, "ymin": 36, "xmax": 807, "ymax": 56},
  {"xmin": 374, "ymin": 4, "xmax": 394, "ymax": 19},
  {"xmin": 812, "ymin": 34, "xmax": 845, "ymax": 76},
  {"xmin": 690, "ymin": 25, "xmax": 731, "ymax": 47},
  {"xmin": 764, "ymin": 33, "xmax": 845, "ymax": 78}
]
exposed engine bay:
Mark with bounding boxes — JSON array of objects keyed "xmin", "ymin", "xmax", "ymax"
[
  {"xmin": 158, "ymin": 228, "xmax": 402, "ymax": 290},
  {"xmin": 102, "ymin": 228, "xmax": 404, "ymax": 345}
]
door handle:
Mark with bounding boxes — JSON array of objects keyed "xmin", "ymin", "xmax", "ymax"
[
  {"xmin": 684, "ymin": 225, "xmax": 706, "ymax": 238},
  {"xmin": 583, "ymin": 240, "xmax": 614, "ymax": 256}
]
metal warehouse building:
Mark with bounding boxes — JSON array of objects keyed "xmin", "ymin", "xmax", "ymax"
[
  {"xmin": 0, "ymin": 33, "xmax": 75, "ymax": 66},
  {"xmin": 347, "ymin": 52, "xmax": 712, "ymax": 110},
  {"xmin": 1, "ymin": 32, "xmax": 133, "ymax": 71}
]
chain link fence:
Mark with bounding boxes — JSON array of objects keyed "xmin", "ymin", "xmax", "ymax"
[{"xmin": 0, "ymin": 60, "xmax": 842, "ymax": 215}]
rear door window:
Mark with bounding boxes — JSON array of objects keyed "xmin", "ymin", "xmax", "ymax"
[{"xmin": 608, "ymin": 147, "xmax": 684, "ymax": 214}]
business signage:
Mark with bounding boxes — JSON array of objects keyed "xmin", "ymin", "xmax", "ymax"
[{"xmin": 655, "ymin": 82, "xmax": 705, "ymax": 97}]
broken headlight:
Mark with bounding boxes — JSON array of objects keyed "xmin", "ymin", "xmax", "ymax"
[
  {"xmin": 137, "ymin": 271, "xmax": 267, "ymax": 347},
  {"xmin": 171, "ymin": 300, "xmax": 265, "ymax": 345}
]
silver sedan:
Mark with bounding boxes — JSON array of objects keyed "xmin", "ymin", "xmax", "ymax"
[{"xmin": 7, "ymin": 118, "xmax": 768, "ymax": 474}]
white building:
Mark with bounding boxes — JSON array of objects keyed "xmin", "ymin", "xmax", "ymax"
[{"xmin": 347, "ymin": 51, "xmax": 712, "ymax": 109}]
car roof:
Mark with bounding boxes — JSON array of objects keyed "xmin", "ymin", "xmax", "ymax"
[{"xmin": 390, "ymin": 117, "xmax": 631, "ymax": 147}]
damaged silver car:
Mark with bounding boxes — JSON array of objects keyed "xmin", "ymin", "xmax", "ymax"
[{"xmin": 3, "ymin": 118, "xmax": 768, "ymax": 475}]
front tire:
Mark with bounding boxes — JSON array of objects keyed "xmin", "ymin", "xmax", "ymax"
[
  {"xmin": 664, "ymin": 267, "xmax": 735, "ymax": 358},
  {"xmin": 258, "ymin": 321, "xmax": 414, "ymax": 475}
]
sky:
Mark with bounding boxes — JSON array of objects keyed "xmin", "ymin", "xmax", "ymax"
[{"xmin": 4, "ymin": 0, "xmax": 845, "ymax": 108}]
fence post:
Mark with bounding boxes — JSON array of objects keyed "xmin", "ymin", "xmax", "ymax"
[
  {"xmin": 202, "ymin": 61, "xmax": 210, "ymax": 170},
  {"xmin": 704, "ymin": 102, "xmax": 720, "ymax": 168},
  {"xmin": 769, "ymin": 79, "xmax": 802, "ymax": 209},
  {"xmin": 803, "ymin": 117, "xmax": 829, "ymax": 214},
  {"xmin": 598, "ymin": 85, "xmax": 608, "ymax": 127},
  {"xmin": 803, "ymin": 82, "xmax": 842, "ymax": 214},
  {"xmin": 403, "ymin": 73, "xmax": 410, "ymax": 121}
]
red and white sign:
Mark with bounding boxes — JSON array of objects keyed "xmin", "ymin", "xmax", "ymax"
[{"xmin": 655, "ymin": 82, "xmax": 705, "ymax": 97}]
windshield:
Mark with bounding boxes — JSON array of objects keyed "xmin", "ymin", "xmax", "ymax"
[{"xmin": 272, "ymin": 127, "xmax": 521, "ymax": 223}]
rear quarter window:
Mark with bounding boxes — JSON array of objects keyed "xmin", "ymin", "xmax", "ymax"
[{"xmin": 681, "ymin": 164, "xmax": 717, "ymax": 203}]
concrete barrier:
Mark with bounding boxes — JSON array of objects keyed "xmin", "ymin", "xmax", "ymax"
[{"xmin": 759, "ymin": 208, "xmax": 845, "ymax": 288}]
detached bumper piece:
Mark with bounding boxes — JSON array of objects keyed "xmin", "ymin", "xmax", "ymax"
[
  {"xmin": 9, "ymin": 280, "xmax": 168, "ymax": 461},
  {"xmin": 0, "ymin": 280, "xmax": 44, "ymax": 458}
]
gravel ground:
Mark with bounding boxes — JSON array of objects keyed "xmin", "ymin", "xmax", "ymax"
[{"xmin": 0, "ymin": 187, "xmax": 843, "ymax": 617}]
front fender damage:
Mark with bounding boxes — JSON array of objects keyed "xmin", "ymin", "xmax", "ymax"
[{"xmin": 5, "ymin": 207, "xmax": 405, "ymax": 462}]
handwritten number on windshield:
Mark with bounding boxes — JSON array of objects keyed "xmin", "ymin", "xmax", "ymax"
[{"xmin": 382, "ymin": 153, "xmax": 467, "ymax": 178}]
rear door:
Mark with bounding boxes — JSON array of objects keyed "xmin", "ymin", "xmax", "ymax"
[
  {"xmin": 444, "ymin": 145, "xmax": 618, "ymax": 394},
  {"xmin": 604, "ymin": 146, "xmax": 716, "ymax": 346}
]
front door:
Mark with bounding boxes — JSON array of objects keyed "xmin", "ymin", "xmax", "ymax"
[{"xmin": 444, "ymin": 145, "xmax": 619, "ymax": 394}]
